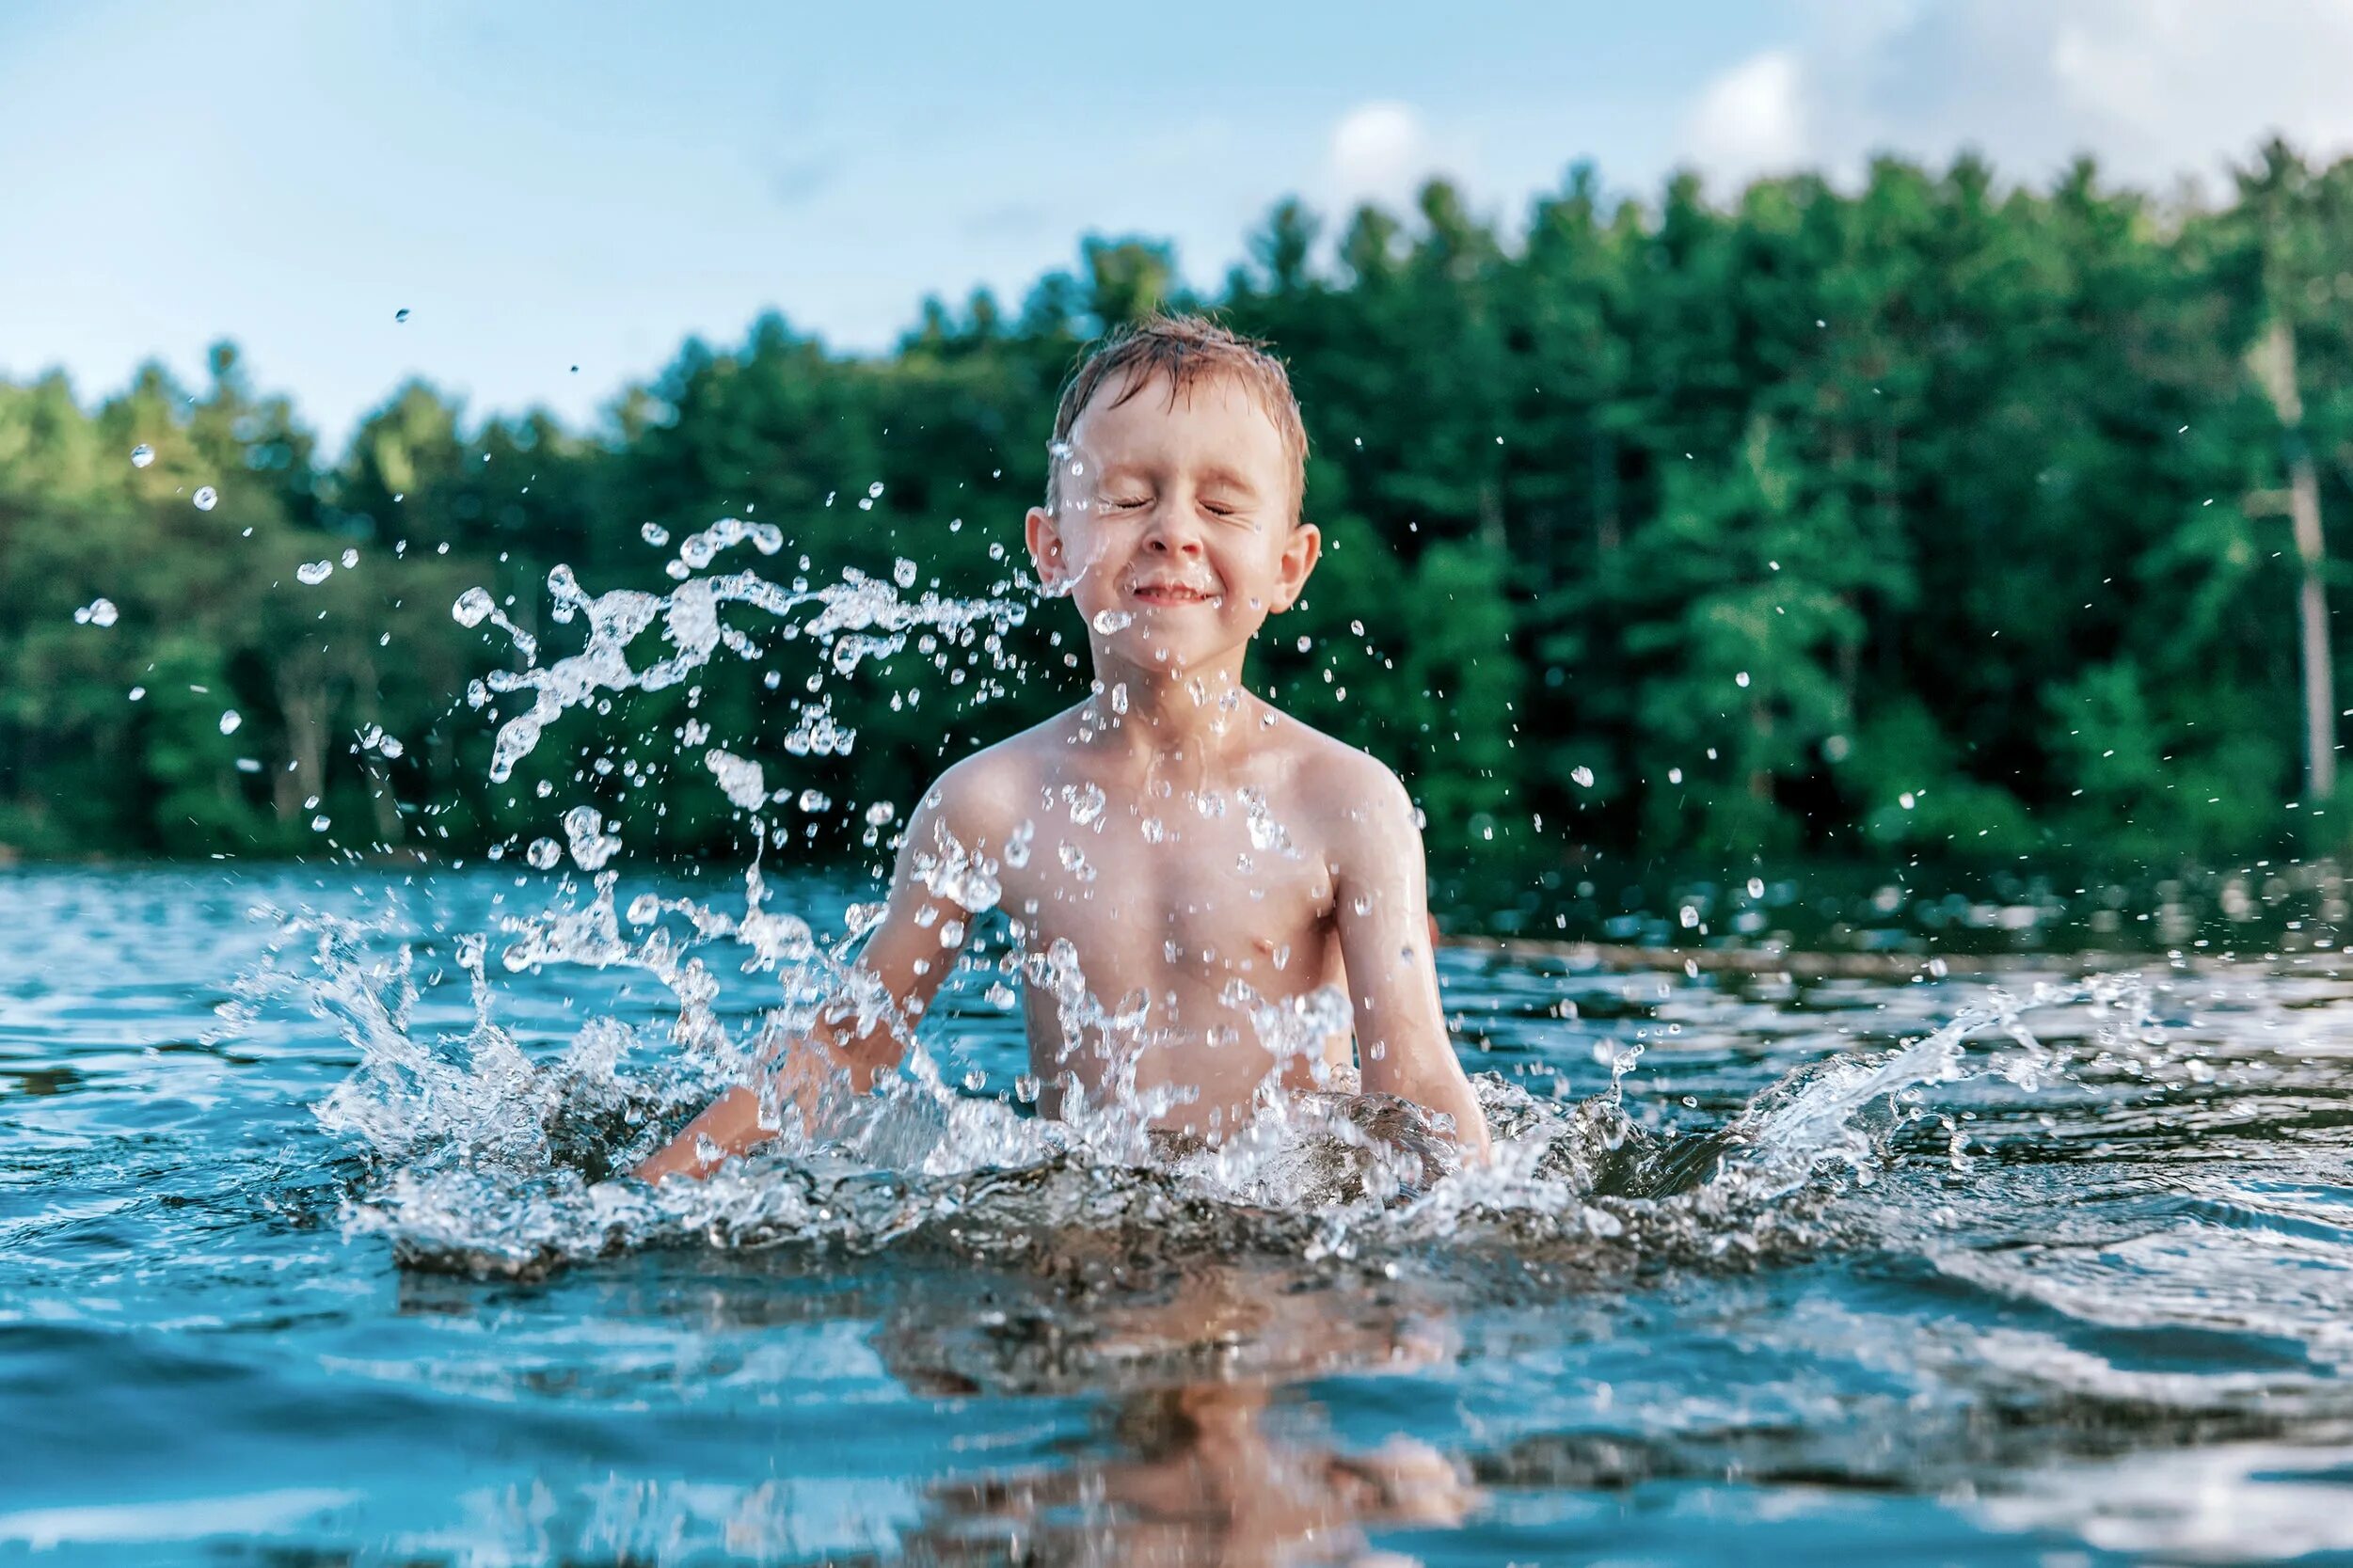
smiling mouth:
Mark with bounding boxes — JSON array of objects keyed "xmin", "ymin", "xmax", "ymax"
[{"xmin": 1131, "ymin": 584, "xmax": 1221, "ymax": 606}]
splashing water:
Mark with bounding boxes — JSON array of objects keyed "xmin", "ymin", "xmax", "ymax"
[
  {"xmin": 263, "ymin": 851, "xmax": 2136, "ymax": 1289},
  {"xmin": 458, "ymin": 529, "xmax": 1020, "ymax": 784},
  {"xmin": 270, "ymin": 507, "xmax": 2100, "ymax": 1285}
]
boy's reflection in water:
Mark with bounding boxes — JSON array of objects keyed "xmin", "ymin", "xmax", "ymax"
[
  {"xmin": 911, "ymin": 1383, "xmax": 1473, "ymax": 1567},
  {"xmin": 881, "ymin": 1256, "xmax": 1480, "ymax": 1566}
]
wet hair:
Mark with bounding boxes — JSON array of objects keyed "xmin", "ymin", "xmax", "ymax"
[{"xmin": 1045, "ymin": 312, "xmax": 1309, "ymax": 524}]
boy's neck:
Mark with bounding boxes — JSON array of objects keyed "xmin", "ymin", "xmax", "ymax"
[{"xmin": 1073, "ymin": 653, "xmax": 1266, "ymax": 759}]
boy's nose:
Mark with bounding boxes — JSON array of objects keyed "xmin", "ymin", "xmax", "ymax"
[{"xmin": 1143, "ymin": 512, "xmax": 1203, "ymax": 554}]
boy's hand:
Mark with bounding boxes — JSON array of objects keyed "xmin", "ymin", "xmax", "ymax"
[
  {"xmin": 628, "ymin": 1025, "xmax": 853, "ymax": 1185},
  {"xmin": 629, "ymin": 768, "xmax": 1000, "ymax": 1184}
]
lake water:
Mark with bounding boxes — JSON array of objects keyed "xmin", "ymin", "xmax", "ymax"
[{"xmin": 5, "ymin": 863, "xmax": 2351, "ymax": 1565}]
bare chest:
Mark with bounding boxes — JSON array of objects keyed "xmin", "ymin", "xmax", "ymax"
[{"xmin": 1000, "ymin": 788, "xmax": 1339, "ymax": 1026}]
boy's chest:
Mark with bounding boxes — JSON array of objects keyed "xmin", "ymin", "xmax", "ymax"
[{"xmin": 1000, "ymin": 800, "xmax": 1339, "ymax": 998}]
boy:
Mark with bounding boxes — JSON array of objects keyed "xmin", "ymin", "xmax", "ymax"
[{"xmin": 634, "ymin": 314, "xmax": 1489, "ymax": 1181}]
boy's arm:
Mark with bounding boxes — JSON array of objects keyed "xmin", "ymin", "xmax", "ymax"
[
  {"xmin": 631, "ymin": 774, "xmax": 995, "ymax": 1184},
  {"xmin": 1328, "ymin": 760, "xmax": 1491, "ymax": 1162}
]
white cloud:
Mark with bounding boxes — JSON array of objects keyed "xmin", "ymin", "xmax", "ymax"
[
  {"xmin": 1326, "ymin": 101, "xmax": 1441, "ymax": 210},
  {"xmin": 1677, "ymin": 0, "xmax": 2353, "ymax": 192},
  {"xmin": 1681, "ymin": 50, "xmax": 1808, "ymax": 187}
]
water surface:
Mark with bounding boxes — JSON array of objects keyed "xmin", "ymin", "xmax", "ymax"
[{"xmin": 5, "ymin": 865, "xmax": 2351, "ymax": 1565}]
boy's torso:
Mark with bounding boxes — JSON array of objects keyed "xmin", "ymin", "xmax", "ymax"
[{"xmin": 944, "ymin": 701, "xmax": 1363, "ymax": 1135}]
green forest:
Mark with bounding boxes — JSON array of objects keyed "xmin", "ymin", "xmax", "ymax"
[{"xmin": 6, "ymin": 143, "xmax": 2353, "ymax": 884}]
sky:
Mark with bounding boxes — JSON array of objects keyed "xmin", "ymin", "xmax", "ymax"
[{"xmin": 5, "ymin": 0, "xmax": 2353, "ymax": 451}]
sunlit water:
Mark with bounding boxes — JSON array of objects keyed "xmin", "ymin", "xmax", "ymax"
[{"xmin": 8, "ymin": 864, "xmax": 2352, "ymax": 1565}]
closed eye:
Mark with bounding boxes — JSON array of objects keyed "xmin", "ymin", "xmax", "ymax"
[
  {"xmin": 1105, "ymin": 495, "xmax": 1150, "ymax": 511},
  {"xmin": 1201, "ymin": 500, "xmax": 1239, "ymax": 518}
]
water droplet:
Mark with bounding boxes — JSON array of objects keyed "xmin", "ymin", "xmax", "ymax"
[
  {"xmin": 127, "ymin": 686, "xmax": 145, "ymax": 701},
  {"xmin": 894, "ymin": 558, "xmax": 918, "ymax": 589},
  {"xmin": 192, "ymin": 487, "xmax": 218, "ymax": 511},
  {"xmin": 562, "ymin": 804, "xmax": 621, "ymax": 870},
  {"xmin": 1747, "ymin": 878, "xmax": 1766, "ymax": 898},
  {"xmin": 1735, "ymin": 671, "xmax": 1751, "ymax": 688},
  {"xmin": 1140, "ymin": 816, "xmax": 1166, "ymax": 845},
  {"xmin": 703, "ymin": 748, "xmax": 768, "ymax": 810},
  {"xmin": 866, "ymin": 481, "xmax": 885, "ymax": 499},
  {"xmin": 295, "ymin": 560, "xmax": 334, "ymax": 586},
  {"xmin": 1065, "ymin": 782, "xmax": 1105, "ymax": 827},
  {"xmin": 129, "ymin": 444, "xmax": 154, "ymax": 468},
  {"xmin": 798, "ymin": 788, "xmax": 831, "ymax": 813},
  {"xmin": 452, "ymin": 587, "xmax": 495, "ymax": 626},
  {"xmin": 217, "ymin": 709, "xmax": 241, "ymax": 736},
  {"xmin": 526, "ymin": 836, "xmax": 562, "ymax": 870},
  {"xmin": 73, "ymin": 597, "xmax": 119, "ymax": 627},
  {"xmin": 394, "ymin": 308, "xmax": 410, "ymax": 323},
  {"xmin": 310, "ymin": 815, "xmax": 331, "ymax": 832},
  {"xmin": 641, "ymin": 522, "xmax": 670, "ymax": 546},
  {"xmin": 864, "ymin": 800, "xmax": 896, "ymax": 826},
  {"xmin": 341, "ymin": 548, "xmax": 359, "ymax": 569},
  {"xmin": 1090, "ymin": 610, "xmax": 1134, "ymax": 635},
  {"xmin": 1571, "ymin": 766, "xmax": 1594, "ymax": 788}
]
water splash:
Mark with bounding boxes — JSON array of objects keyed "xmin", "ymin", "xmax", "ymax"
[
  {"xmin": 275, "ymin": 867, "xmax": 2130, "ymax": 1283},
  {"xmin": 462, "ymin": 548, "xmax": 1020, "ymax": 784},
  {"xmin": 289, "ymin": 510, "xmax": 2131, "ymax": 1285}
]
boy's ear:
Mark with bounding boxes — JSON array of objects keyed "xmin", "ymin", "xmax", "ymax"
[
  {"xmin": 1272, "ymin": 520, "xmax": 1322, "ymax": 612},
  {"xmin": 1024, "ymin": 506, "xmax": 1065, "ymax": 589}
]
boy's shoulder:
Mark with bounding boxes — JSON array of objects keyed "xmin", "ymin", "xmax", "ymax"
[
  {"xmin": 1260, "ymin": 707, "xmax": 1419, "ymax": 837},
  {"xmin": 914, "ymin": 711, "xmax": 1069, "ymax": 846}
]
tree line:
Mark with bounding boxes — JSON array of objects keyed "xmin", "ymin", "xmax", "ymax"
[{"xmin": 4, "ymin": 142, "xmax": 2351, "ymax": 883}]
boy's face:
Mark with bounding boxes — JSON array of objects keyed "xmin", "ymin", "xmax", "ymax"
[{"xmin": 1025, "ymin": 370, "xmax": 1319, "ymax": 682}]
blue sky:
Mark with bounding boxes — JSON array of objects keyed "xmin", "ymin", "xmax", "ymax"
[{"xmin": 5, "ymin": 0, "xmax": 2350, "ymax": 449}]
